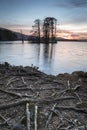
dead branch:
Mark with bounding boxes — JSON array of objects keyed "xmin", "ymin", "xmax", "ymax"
[
  {"xmin": 0, "ymin": 121, "xmax": 8, "ymax": 127},
  {"xmin": 51, "ymin": 110, "xmax": 76, "ymax": 126},
  {"xmin": 0, "ymin": 98, "xmax": 34, "ymax": 110},
  {"xmin": 56, "ymin": 122, "xmax": 65, "ymax": 130},
  {"xmin": 0, "ymin": 88, "xmax": 22, "ymax": 98},
  {"xmin": 21, "ymin": 77, "xmax": 27, "ymax": 85},
  {"xmin": 74, "ymin": 85, "xmax": 80, "ymax": 91},
  {"xmin": 35, "ymin": 105, "xmax": 38, "ymax": 130},
  {"xmin": 0, "ymin": 114, "xmax": 6, "ymax": 121},
  {"xmin": 55, "ymin": 106, "xmax": 87, "ymax": 114},
  {"xmin": 8, "ymin": 87, "xmax": 34, "ymax": 91},
  {"xmin": 72, "ymin": 125, "xmax": 87, "ymax": 130},
  {"xmin": 39, "ymin": 96, "xmax": 75, "ymax": 104},
  {"xmin": 74, "ymin": 92, "xmax": 82, "ymax": 102},
  {"xmin": 57, "ymin": 85, "xmax": 80, "ymax": 96},
  {"xmin": 15, "ymin": 84, "xmax": 27, "ymax": 87},
  {"xmin": 67, "ymin": 80, "xmax": 70, "ymax": 88},
  {"xmin": 26, "ymin": 103, "xmax": 30, "ymax": 130},
  {"xmin": 0, "ymin": 96, "xmax": 75, "ymax": 110},
  {"xmin": 6, "ymin": 77, "xmax": 16, "ymax": 87},
  {"xmin": 59, "ymin": 125, "xmax": 73, "ymax": 130},
  {"xmin": 45, "ymin": 103, "xmax": 57, "ymax": 130},
  {"xmin": 0, "ymin": 114, "xmax": 10, "ymax": 127}
]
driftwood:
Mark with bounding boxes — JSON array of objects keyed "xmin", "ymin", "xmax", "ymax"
[
  {"xmin": 0, "ymin": 88, "xmax": 33, "ymax": 98},
  {"xmin": 15, "ymin": 84, "xmax": 27, "ymax": 87},
  {"xmin": 0, "ymin": 96, "xmax": 75, "ymax": 110},
  {"xmin": 26, "ymin": 103, "xmax": 30, "ymax": 130},
  {"xmin": 0, "ymin": 114, "xmax": 10, "ymax": 127},
  {"xmin": 8, "ymin": 86, "xmax": 65, "ymax": 91},
  {"xmin": 21, "ymin": 77, "xmax": 27, "ymax": 85},
  {"xmin": 72, "ymin": 125, "xmax": 87, "ymax": 130},
  {"xmin": 56, "ymin": 122, "xmax": 65, "ymax": 130},
  {"xmin": 74, "ymin": 92, "xmax": 82, "ymax": 102},
  {"xmin": 59, "ymin": 125, "xmax": 73, "ymax": 130},
  {"xmin": 0, "ymin": 63, "xmax": 87, "ymax": 130},
  {"xmin": 38, "ymin": 96, "xmax": 75, "ymax": 104},
  {"xmin": 0, "ymin": 98, "xmax": 34, "ymax": 110},
  {"xmin": 55, "ymin": 106, "xmax": 87, "ymax": 114},
  {"xmin": 13, "ymin": 72, "xmax": 41, "ymax": 76},
  {"xmin": 34, "ymin": 105, "xmax": 38, "ymax": 130},
  {"xmin": 45, "ymin": 103, "xmax": 57, "ymax": 130},
  {"xmin": 56, "ymin": 85, "xmax": 80, "ymax": 96},
  {"xmin": 8, "ymin": 86, "xmax": 34, "ymax": 92},
  {"xmin": 6, "ymin": 77, "xmax": 18, "ymax": 87},
  {"xmin": 0, "ymin": 88, "xmax": 22, "ymax": 98},
  {"xmin": 51, "ymin": 110, "xmax": 76, "ymax": 126},
  {"xmin": 0, "ymin": 121, "xmax": 8, "ymax": 127},
  {"xmin": 67, "ymin": 80, "xmax": 70, "ymax": 88}
]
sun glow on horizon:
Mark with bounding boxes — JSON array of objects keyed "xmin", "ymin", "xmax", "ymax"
[{"xmin": 2, "ymin": 25, "xmax": 87, "ymax": 40}]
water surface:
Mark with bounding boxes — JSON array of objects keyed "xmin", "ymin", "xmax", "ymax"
[{"xmin": 0, "ymin": 41, "xmax": 87, "ymax": 75}]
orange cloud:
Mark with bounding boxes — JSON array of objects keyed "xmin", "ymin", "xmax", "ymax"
[{"xmin": 57, "ymin": 30, "xmax": 87, "ymax": 40}]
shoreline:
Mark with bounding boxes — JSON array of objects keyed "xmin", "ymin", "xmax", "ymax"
[
  {"xmin": 0, "ymin": 62, "xmax": 87, "ymax": 76},
  {"xmin": 0, "ymin": 62, "xmax": 87, "ymax": 130}
]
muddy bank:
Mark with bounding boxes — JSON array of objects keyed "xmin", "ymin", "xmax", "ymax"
[{"xmin": 0, "ymin": 63, "xmax": 87, "ymax": 130}]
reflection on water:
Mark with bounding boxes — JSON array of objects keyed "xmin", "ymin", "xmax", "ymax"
[{"xmin": 0, "ymin": 41, "xmax": 87, "ymax": 75}]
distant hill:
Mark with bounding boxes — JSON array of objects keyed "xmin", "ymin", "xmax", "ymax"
[
  {"xmin": 0, "ymin": 28, "xmax": 18, "ymax": 41},
  {"xmin": 0, "ymin": 28, "xmax": 29, "ymax": 41}
]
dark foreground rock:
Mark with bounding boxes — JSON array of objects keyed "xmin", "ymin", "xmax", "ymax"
[{"xmin": 0, "ymin": 63, "xmax": 87, "ymax": 130}]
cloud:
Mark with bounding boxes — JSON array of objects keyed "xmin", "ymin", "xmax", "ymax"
[
  {"xmin": 0, "ymin": 24, "xmax": 31, "ymax": 30},
  {"xmin": 54, "ymin": 0, "xmax": 87, "ymax": 8},
  {"xmin": 65, "ymin": 17, "xmax": 87, "ymax": 26},
  {"xmin": 70, "ymin": 0, "xmax": 87, "ymax": 8},
  {"xmin": 54, "ymin": 0, "xmax": 87, "ymax": 27}
]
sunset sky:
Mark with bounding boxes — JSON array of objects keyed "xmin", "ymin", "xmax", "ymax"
[{"xmin": 0, "ymin": 0, "xmax": 87, "ymax": 39}]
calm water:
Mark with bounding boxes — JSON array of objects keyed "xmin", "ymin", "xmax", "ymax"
[{"xmin": 0, "ymin": 41, "xmax": 87, "ymax": 75}]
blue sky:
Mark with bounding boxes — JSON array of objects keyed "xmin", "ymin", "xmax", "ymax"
[{"xmin": 0, "ymin": 0, "xmax": 87, "ymax": 39}]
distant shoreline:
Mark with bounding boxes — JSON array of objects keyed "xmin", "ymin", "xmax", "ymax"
[
  {"xmin": 0, "ymin": 39, "xmax": 87, "ymax": 42},
  {"xmin": 57, "ymin": 39, "xmax": 87, "ymax": 42},
  {"xmin": 0, "ymin": 28, "xmax": 87, "ymax": 42}
]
